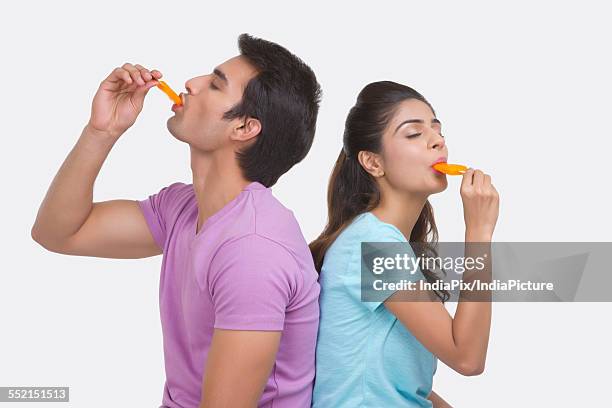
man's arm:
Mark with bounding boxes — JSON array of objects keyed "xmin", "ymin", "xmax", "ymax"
[
  {"xmin": 31, "ymin": 63, "xmax": 163, "ymax": 259},
  {"xmin": 200, "ymin": 329, "xmax": 281, "ymax": 407},
  {"xmin": 200, "ymin": 235, "xmax": 298, "ymax": 406}
]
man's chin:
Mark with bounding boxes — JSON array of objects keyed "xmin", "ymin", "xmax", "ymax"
[{"xmin": 166, "ymin": 121, "xmax": 188, "ymax": 143}]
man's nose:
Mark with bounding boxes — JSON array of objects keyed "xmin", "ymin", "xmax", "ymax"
[{"xmin": 185, "ymin": 74, "xmax": 211, "ymax": 94}]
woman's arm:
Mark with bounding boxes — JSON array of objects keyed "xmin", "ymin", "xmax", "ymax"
[
  {"xmin": 384, "ymin": 237, "xmax": 491, "ymax": 375},
  {"xmin": 385, "ymin": 169, "xmax": 498, "ymax": 376},
  {"xmin": 428, "ymin": 390, "xmax": 453, "ymax": 408}
]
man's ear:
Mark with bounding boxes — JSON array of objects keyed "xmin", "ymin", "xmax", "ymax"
[
  {"xmin": 230, "ymin": 117, "xmax": 261, "ymax": 143},
  {"xmin": 357, "ymin": 150, "xmax": 385, "ymax": 178}
]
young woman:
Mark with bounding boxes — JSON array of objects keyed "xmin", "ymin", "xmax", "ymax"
[{"xmin": 310, "ymin": 81, "xmax": 499, "ymax": 407}]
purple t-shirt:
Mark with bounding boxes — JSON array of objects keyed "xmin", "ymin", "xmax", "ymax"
[{"xmin": 137, "ymin": 181, "xmax": 320, "ymax": 408}]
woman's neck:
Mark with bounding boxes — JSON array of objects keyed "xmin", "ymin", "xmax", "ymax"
[{"xmin": 370, "ymin": 190, "xmax": 428, "ymax": 240}]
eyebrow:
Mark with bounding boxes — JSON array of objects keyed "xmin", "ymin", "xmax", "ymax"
[
  {"xmin": 213, "ymin": 68, "xmax": 228, "ymax": 83},
  {"xmin": 394, "ymin": 118, "xmax": 442, "ymax": 134}
]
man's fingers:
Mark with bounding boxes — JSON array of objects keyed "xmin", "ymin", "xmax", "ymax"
[
  {"xmin": 104, "ymin": 64, "xmax": 162, "ymax": 90},
  {"xmin": 105, "ymin": 67, "xmax": 133, "ymax": 85},
  {"xmin": 134, "ymin": 64, "xmax": 153, "ymax": 82},
  {"xmin": 122, "ymin": 63, "xmax": 145, "ymax": 86},
  {"xmin": 132, "ymin": 78, "xmax": 159, "ymax": 101}
]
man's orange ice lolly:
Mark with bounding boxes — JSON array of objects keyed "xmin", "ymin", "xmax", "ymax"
[
  {"xmin": 432, "ymin": 162, "xmax": 469, "ymax": 175},
  {"xmin": 156, "ymin": 80, "xmax": 182, "ymax": 105}
]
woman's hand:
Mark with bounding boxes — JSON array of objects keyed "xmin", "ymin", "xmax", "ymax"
[
  {"xmin": 88, "ymin": 63, "xmax": 162, "ymax": 140},
  {"xmin": 460, "ymin": 168, "xmax": 499, "ymax": 239}
]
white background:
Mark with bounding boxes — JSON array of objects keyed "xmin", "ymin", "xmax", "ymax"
[{"xmin": 2, "ymin": 1, "xmax": 611, "ymax": 406}]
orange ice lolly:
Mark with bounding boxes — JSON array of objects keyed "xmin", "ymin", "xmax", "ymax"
[
  {"xmin": 432, "ymin": 162, "xmax": 469, "ymax": 175},
  {"xmin": 156, "ymin": 80, "xmax": 182, "ymax": 105}
]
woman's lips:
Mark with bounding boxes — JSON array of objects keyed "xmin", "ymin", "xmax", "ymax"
[
  {"xmin": 171, "ymin": 103, "xmax": 183, "ymax": 112},
  {"xmin": 432, "ymin": 157, "xmax": 448, "ymax": 166},
  {"xmin": 431, "ymin": 157, "xmax": 448, "ymax": 175}
]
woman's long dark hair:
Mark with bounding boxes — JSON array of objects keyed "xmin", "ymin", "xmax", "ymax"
[{"xmin": 309, "ymin": 81, "xmax": 450, "ymax": 303}]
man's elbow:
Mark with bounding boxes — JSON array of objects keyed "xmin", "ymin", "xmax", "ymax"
[
  {"xmin": 31, "ymin": 225, "xmax": 48, "ymax": 247},
  {"xmin": 31, "ymin": 225, "xmax": 66, "ymax": 254}
]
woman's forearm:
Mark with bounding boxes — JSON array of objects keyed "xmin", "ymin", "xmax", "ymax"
[
  {"xmin": 451, "ymin": 230, "xmax": 493, "ymax": 375},
  {"xmin": 428, "ymin": 389, "xmax": 453, "ymax": 408}
]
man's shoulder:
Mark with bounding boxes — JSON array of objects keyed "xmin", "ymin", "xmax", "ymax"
[
  {"xmin": 145, "ymin": 181, "xmax": 194, "ymax": 208},
  {"xmin": 247, "ymin": 189, "xmax": 307, "ymax": 248}
]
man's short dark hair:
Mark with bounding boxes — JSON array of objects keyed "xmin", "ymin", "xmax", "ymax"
[{"xmin": 223, "ymin": 33, "xmax": 322, "ymax": 187}]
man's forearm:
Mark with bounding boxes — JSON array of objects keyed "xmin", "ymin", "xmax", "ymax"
[{"xmin": 31, "ymin": 124, "xmax": 118, "ymax": 243}]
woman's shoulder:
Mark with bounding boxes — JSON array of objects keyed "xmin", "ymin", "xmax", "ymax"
[
  {"xmin": 322, "ymin": 212, "xmax": 409, "ymax": 281},
  {"xmin": 341, "ymin": 212, "xmax": 407, "ymax": 243},
  {"xmin": 326, "ymin": 212, "xmax": 406, "ymax": 261}
]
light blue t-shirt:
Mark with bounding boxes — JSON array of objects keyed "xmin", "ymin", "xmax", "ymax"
[{"xmin": 312, "ymin": 212, "xmax": 437, "ymax": 408}]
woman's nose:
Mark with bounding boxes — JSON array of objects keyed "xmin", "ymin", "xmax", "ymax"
[
  {"xmin": 432, "ymin": 133, "xmax": 445, "ymax": 150},
  {"xmin": 184, "ymin": 79, "xmax": 194, "ymax": 94}
]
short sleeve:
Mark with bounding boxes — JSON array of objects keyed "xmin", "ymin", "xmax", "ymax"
[
  {"xmin": 137, "ymin": 182, "xmax": 186, "ymax": 250},
  {"xmin": 345, "ymin": 222, "xmax": 426, "ymax": 312},
  {"xmin": 208, "ymin": 235, "xmax": 297, "ymax": 331}
]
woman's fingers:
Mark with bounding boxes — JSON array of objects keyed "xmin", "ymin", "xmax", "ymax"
[
  {"xmin": 461, "ymin": 167, "xmax": 474, "ymax": 185},
  {"xmin": 472, "ymin": 169, "xmax": 484, "ymax": 189},
  {"xmin": 460, "ymin": 168, "xmax": 474, "ymax": 194}
]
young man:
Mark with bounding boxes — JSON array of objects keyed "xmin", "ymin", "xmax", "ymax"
[{"xmin": 31, "ymin": 34, "xmax": 322, "ymax": 408}]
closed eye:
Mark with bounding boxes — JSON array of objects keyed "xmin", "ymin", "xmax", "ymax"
[
  {"xmin": 406, "ymin": 131, "xmax": 444, "ymax": 138},
  {"xmin": 209, "ymin": 82, "xmax": 219, "ymax": 90}
]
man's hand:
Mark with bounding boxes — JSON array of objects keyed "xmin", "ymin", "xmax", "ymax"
[
  {"xmin": 88, "ymin": 63, "xmax": 162, "ymax": 140},
  {"xmin": 199, "ymin": 329, "xmax": 281, "ymax": 407},
  {"xmin": 31, "ymin": 63, "xmax": 166, "ymax": 259}
]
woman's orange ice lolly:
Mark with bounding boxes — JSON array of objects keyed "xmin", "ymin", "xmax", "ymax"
[
  {"xmin": 432, "ymin": 162, "xmax": 469, "ymax": 175},
  {"xmin": 156, "ymin": 80, "xmax": 182, "ymax": 105}
]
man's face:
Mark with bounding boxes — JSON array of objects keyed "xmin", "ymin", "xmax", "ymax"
[{"xmin": 166, "ymin": 55, "xmax": 258, "ymax": 152}]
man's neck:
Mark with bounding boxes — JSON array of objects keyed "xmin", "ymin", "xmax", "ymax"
[{"xmin": 190, "ymin": 148, "xmax": 251, "ymax": 235}]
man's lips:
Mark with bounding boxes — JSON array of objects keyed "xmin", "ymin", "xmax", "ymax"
[{"xmin": 171, "ymin": 93, "xmax": 186, "ymax": 112}]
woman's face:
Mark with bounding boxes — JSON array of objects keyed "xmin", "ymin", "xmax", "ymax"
[{"xmin": 378, "ymin": 99, "xmax": 449, "ymax": 195}]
